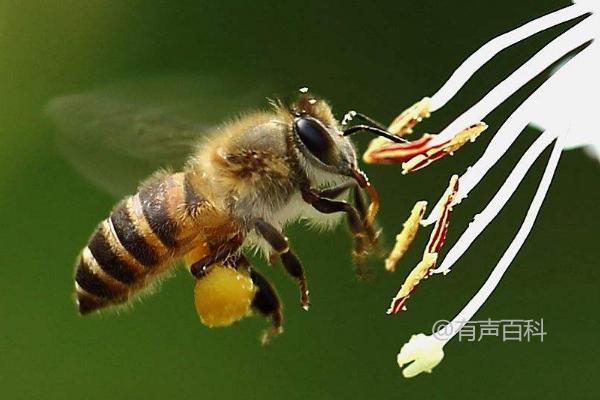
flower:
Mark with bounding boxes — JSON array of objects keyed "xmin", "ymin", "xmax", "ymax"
[{"xmin": 368, "ymin": 1, "xmax": 598, "ymax": 377}]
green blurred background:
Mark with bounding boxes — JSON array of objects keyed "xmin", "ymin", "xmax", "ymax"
[{"xmin": 1, "ymin": 1, "xmax": 598, "ymax": 399}]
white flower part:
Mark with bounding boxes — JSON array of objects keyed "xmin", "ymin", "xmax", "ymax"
[
  {"xmin": 422, "ymin": 4, "xmax": 596, "ymax": 226},
  {"xmin": 428, "ymin": 3, "xmax": 589, "ymax": 112},
  {"xmin": 529, "ymin": 0, "xmax": 599, "ymax": 157},
  {"xmin": 432, "ymin": 129, "xmax": 558, "ymax": 274},
  {"xmin": 436, "ymin": 134, "xmax": 564, "ymax": 338},
  {"xmin": 529, "ymin": 41, "xmax": 599, "ymax": 159},
  {"xmin": 574, "ymin": 0, "xmax": 600, "ymax": 14},
  {"xmin": 395, "ymin": 1, "xmax": 598, "ymax": 378},
  {"xmin": 397, "ymin": 134, "xmax": 563, "ymax": 379},
  {"xmin": 397, "ymin": 333, "xmax": 445, "ymax": 378},
  {"xmin": 427, "ymin": 16, "xmax": 593, "ymax": 147}
]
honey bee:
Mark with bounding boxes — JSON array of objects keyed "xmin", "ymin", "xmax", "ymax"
[{"xmin": 47, "ymin": 78, "xmax": 403, "ymax": 342}]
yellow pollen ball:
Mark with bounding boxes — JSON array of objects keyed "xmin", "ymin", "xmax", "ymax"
[{"xmin": 194, "ymin": 265, "xmax": 256, "ymax": 327}]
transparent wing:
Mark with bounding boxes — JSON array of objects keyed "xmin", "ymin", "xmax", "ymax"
[{"xmin": 45, "ymin": 75, "xmax": 267, "ymax": 197}]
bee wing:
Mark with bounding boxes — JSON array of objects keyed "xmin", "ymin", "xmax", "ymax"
[{"xmin": 45, "ymin": 75, "xmax": 266, "ymax": 197}]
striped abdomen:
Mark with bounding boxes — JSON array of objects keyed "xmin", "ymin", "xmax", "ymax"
[{"xmin": 74, "ymin": 172, "xmax": 209, "ymax": 314}]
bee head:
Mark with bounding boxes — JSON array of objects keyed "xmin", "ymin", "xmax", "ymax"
[
  {"xmin": 286, "ymin": 90, "xmax": 380, "ymax": 226},
  {"xmin": 289, "ymin": 92, "xmax": 358, "ymax": 179}
]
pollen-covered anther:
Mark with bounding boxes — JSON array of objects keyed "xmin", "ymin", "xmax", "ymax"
[
  {"xmin": 425, "ymin": 175, "xmax": 459, "ymax": 254},
  {"xmin": 386, "ymin": 175, "xmax": 459, "ymax": 313},
  {"xmin": 401, "ymin": 122, "xmax": 488, "ymax": 174},
  {"xmin": 363, "ymin": 122, "xmax": 487, "ymax": 166},
  {"xmin": 363, "ymin": 97, "xmax": 431, "ymax": 162},
  {"xmin": 388, "ymin": 97, "xmax": 432, "ymax": 136},
  {"xmin": 443, "ymin": 122, "xmax": 488, "ymax": 154},
  {"xmin": 364, "ymin": 134, "xmax": 435, "ymax": 164},
  {"xmin": 385, "ymin": 201, "xmax": 427, "ymax": 272},
  {"xmin": 387, "ymin": 252, "xmax": 438, "ymax": 314}
]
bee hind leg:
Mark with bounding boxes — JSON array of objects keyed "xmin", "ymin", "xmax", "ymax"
[
  {"xmin": 254, "ymin": 219, "xmax": 309, "ymax": 310},
  {"xmin": 188, "ymin": 239, "xmax": 244, "ymax": 278},
  {"xmin": 248, "ymin": 266, "xmax": 284, "ymax": 346}
]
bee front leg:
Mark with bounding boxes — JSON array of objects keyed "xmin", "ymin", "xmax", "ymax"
[
  {"xmin": 318, "ymin": 181, "xmax": 355, "ymax": 199},
  {"xmin": 319, "ymin": 182, "xmax": 378, "ymax": 247},
  {"xmin": 351, "ymin": 185, "xmax": 379, "ymax": 246},
  {"xmin": 301, "ymin": 187, "xmax": 373, "ymax": 280},
  {"xmin": 254, "ymin": 219, "xmax": 309, "ymax": 310}
]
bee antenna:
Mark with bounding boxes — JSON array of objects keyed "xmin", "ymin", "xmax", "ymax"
[{"xmin": 343, "ymin": 125, "xmax": 408, "ymax": 144}]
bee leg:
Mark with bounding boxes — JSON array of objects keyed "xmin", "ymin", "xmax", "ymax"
[
  {"xmin": 301, "ymin": 188, "xmax": 373, "ymax": 280},
  {"xmin": 313, "ymin": 184, "xmax": 369, "ymax": 230},
  {"xmin": 249, "ymin": 267, "xmax": 284, "ymax": 345},
  {"xmin": 189, "ymin": 251, "xmax": 225, "ymax": 278},
  {"xmin": 189, "ymin": 246, "xmax": 239, "ymax": 278},
  {"xmin": 254, "ymin": 219, "xmax": 309, "ymax": 310},
  {"xmin": 318, "ymin": 181, "xmax": 356, "ymax": 199},
  {"xmin": 318, "ymin": 182, "xmax": 378, "ymax": 247},
  {"xmin": 351, "ymin": 186, "xmax": 379, "ymax": 246}
]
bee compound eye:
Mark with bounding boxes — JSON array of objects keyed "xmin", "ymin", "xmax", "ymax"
[{"xmin": 294, "ymin": 117, "xmax": 336, "ymax": 165}]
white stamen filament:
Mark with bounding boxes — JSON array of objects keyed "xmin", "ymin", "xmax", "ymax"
[
  {"xmin": 432, "ymin": 129, "xmax": 557, "ymax": 275},
  {"xmin": 429, "ymin": 3, "xmax": 589, "ymax": 111},
  {"xmin": 396, "ymin": 134, "xmax": 563, "ymax": 378},
  {"xmin": 429, "ymin": 12, "xmax": 592, "ymax": 146},
  {"xmin": 422, "ymin": 15, "xmax": 594, "ymax": 226},
  {"xmin": 432, "ymin": 134, "xmax": 564, "ymax": 342}
]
